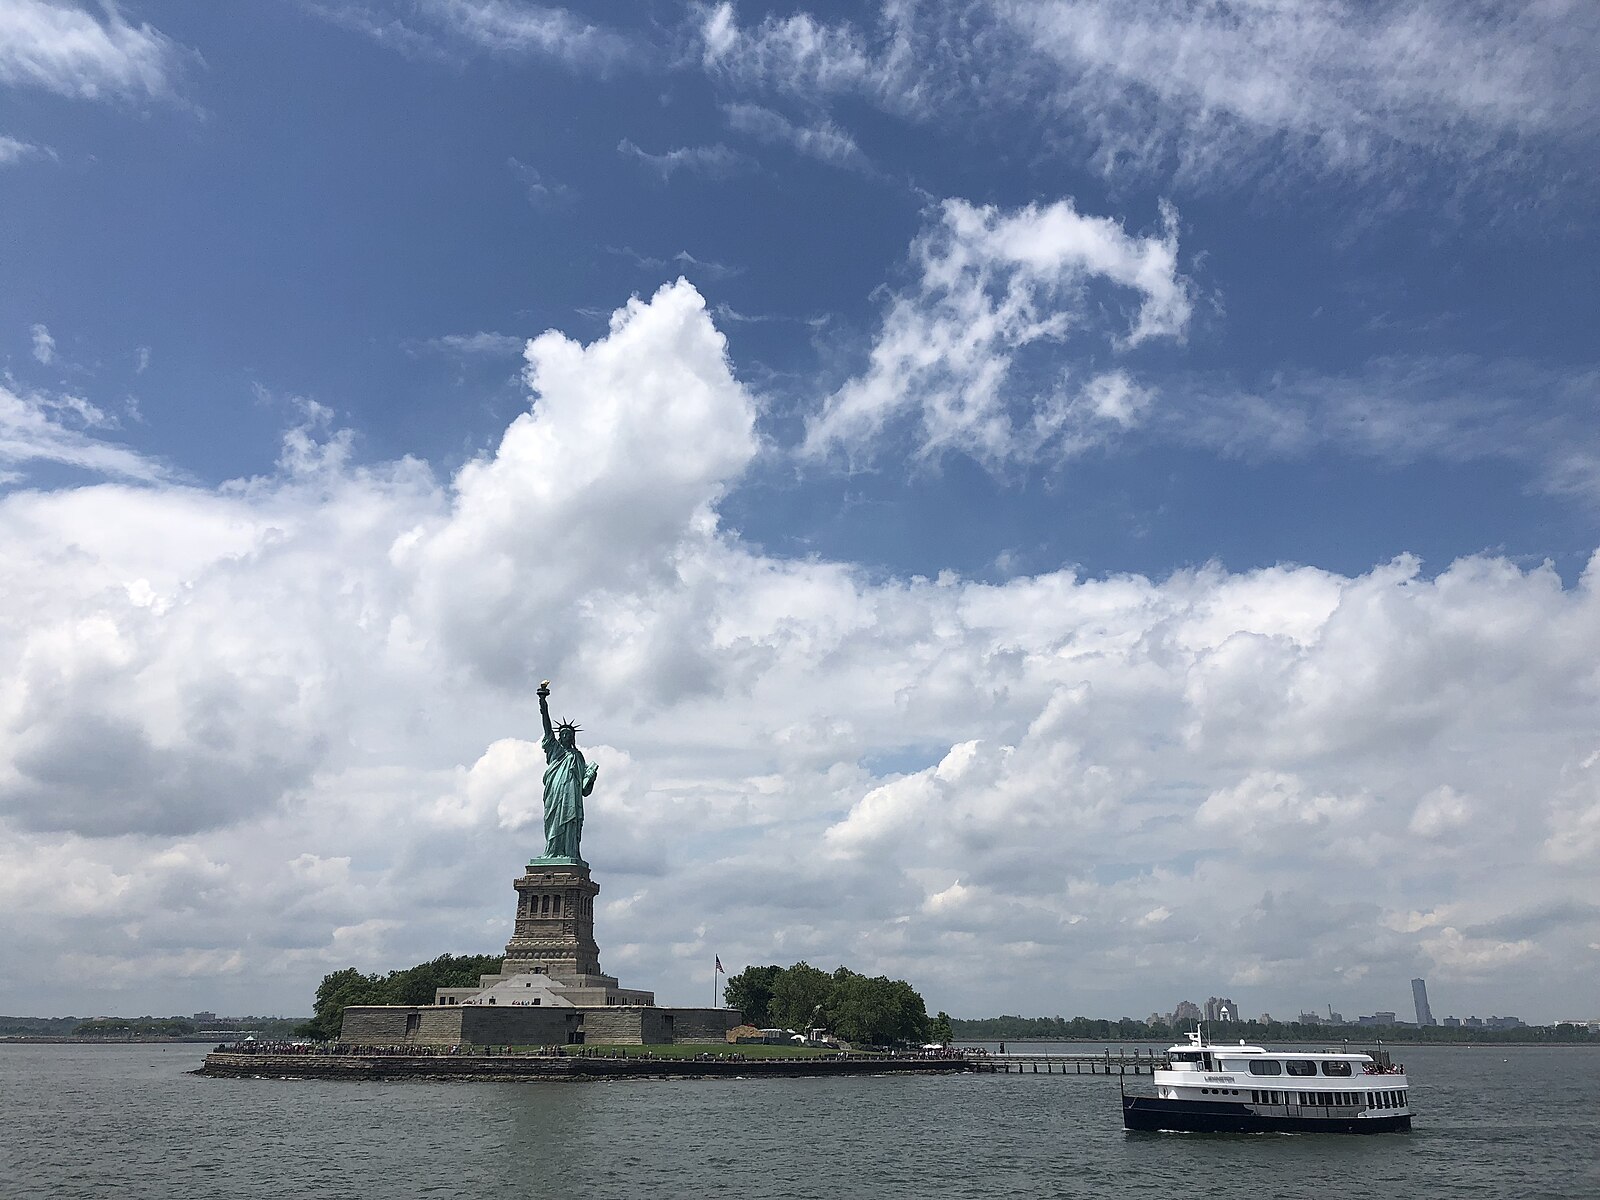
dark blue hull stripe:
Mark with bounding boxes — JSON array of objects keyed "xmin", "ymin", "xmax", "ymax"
[{"xmin": 1123, "ymin": 1096, "xmax": 1411, "ymax": 1134}]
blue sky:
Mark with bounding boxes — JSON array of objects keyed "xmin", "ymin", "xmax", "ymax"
[{"xmin": 2, "ymin": 2, "xmax": 1598, "ymax": 1023}]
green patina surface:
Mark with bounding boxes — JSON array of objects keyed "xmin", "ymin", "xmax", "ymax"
[{"xmin": 536, "ymin": 682, "xmax": 597, "ymax": 863}]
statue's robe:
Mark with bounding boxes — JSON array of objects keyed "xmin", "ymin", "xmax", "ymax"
[{"xmin": 541, "ymin": 735, "xmax": 596, "ymax": 861}]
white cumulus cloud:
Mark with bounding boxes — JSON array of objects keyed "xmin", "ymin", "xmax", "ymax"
[{"xmin": 1, "ymin": 281, "xmax": 1598, "ymax": 1024}]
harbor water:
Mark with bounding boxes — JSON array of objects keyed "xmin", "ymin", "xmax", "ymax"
[{"xmin": 1, "ymin": 1042, "xmax": 1595, "ymax": 1199}]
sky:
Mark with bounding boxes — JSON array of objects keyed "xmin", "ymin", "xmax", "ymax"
[{"xmin": 1, "ymin": 0, "xmax": 1597, "ymax": 1025}]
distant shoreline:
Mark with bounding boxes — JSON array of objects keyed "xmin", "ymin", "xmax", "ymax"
[
  {"xmin": 0, "ymin": 1035, "xmax": 226, "ymax": 1045},
  {"xmin": 956, "ymin": 1036, "xmax": 1597, "ymax": 1049}
]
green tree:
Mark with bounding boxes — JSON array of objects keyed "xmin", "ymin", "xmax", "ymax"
[
  {"xmin": 723, "ymin": 964, "xmax": 782, "ymax": 1026},
  {"xmin": 386, "ymin": 954, "xmax": 505, "ymax": 1005},
  {"xmin": 830, "ymin": 973, "xmax": 929, "ymax": 1046},
  {"xmin": 296, "ymin": 955, "xmax": 504, "ymax": 1041},
  {"xmin": 768, "ymin": 961, "xmax": 836, "ymax": 1031},
  {"xmin": 298, "ymin": 967, "xmax": 387, "ymax": 1041},
  {"xmin": 929, "ymin": 1011, "xmax": 953, "ymax": 1045}
]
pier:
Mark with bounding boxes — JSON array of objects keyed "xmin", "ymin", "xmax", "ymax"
[{"xmin": 970, "ymin": 1050, "xmax": 1169, "ymax": 1075}]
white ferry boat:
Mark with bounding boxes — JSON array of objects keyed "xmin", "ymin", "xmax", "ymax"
[{"xmin": 1122, "ymin": 1028, "xmax": 1412, "ymax": 1134}]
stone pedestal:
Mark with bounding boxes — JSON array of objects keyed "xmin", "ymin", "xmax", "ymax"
[{"xmin": 503, "ymin": 862, "xmax": 603, "ymax": 978}]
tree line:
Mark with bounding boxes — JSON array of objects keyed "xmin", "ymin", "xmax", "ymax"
[
  {"xmin": 723, "ymin": 962, "xmax": 949, "ymax": 1047},
  {"xmin": 951, "ymin": 1014, "xmax": 1600, "ymax": 1044},
  {"xmin": 73, "ymin": 1017, "xmax": 199, "ymax": 1038},
  {"xmin": 299, "ymin": 955, "xmax": 946, "ymax": 1048},
  {"xmin": 299, "ymin": 954, "xmax": 505, "ymax": 1040}
]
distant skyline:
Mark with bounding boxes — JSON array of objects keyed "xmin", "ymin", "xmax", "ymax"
[{"xmin": 1, "ymin": 2, "xmax": 1598, "ymax": 1023}]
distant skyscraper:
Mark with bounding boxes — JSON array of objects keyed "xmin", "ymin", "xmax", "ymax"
[
  {"xmin": 1411, "ymin": 978, "xmax": 1436, "ymax": 1027},
  {"xmin": 1171, "ymin": 999, "xmax": 1202, "ymax": 1027},
  {"xmin": 1204, "ymin": 996, "xmax": 1238, "ymax": 1022}
]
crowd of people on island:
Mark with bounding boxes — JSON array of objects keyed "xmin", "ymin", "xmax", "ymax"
[
  {"xmin": 215, "ymin": 1041, "xmax": 475, "ymax": 1056},
  {"xmin": 215, "ymin": 1040, "xmax": 974, "ymax": 1061}
]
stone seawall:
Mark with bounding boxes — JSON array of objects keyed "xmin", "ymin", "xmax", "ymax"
[{"xmin": 197, "ymin": 1052, "xmax": 972, "ymax": 1082}]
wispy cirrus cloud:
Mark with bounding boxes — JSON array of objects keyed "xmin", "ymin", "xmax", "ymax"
[
  {"xmin": 506, "ymin": 156, "xmax": 575, "ymax": 206},
  {"xmin": 723, "ymin": 102, "xmax": 873, "ymax": 173},
  {"xmin": 414, "ymin": 332, "xmax": 526, "ymax": 356},
  {"xmin": 303, "ymin": 1, "xmax": 456, "ymax": 62},
  {"xmin": 29, "ymin": 324, "xmax": 56, "ymax": 365},
  {"xmin": 606, "ymin": 246, "xmax": 742, "ymax": 281},
  {"xmin": 420, "ymin": 0, "xmax": 635, "ymax": 66},
  {"xmin": 1165, "ymin": 356, "xmax": 1600, "ymax": 504},
  {"xmin": 996, "ymin": 0, "xmax": 1598, "ymax": 190},
  {"xmin": 308, "ymin": 0, "xmax": 638, "ymax": 70},
  {"xmin": 694, "ymin": 0, "xmax": 1599, "ymax": 204},
  {"xmin": 0, "ymin": 0, "xmax": 188, "ymax": 102},
  {"xmin": 697, "ymin": 0, "xmax": 934, "ymax": 111},
  {"xmin": 617, "ymin": 138, "xmax": 752, "ymax": 182},
  {"xmin": 0, "ymin": 135, "xmax": 57, "ymax": 166},
  {"xmin": 0, "ymin": 382, "xmax": 167, "ymax": 484}
]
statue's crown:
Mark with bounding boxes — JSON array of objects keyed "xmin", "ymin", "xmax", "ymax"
[{"xmin": 556, "ymin": 718, "xmax": 581, "ymax": 736}]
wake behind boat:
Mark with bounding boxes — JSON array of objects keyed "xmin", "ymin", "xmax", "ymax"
[{"xmin": 1122, "ymin": 1028, "xmax": 1412, "ymax": 1134}]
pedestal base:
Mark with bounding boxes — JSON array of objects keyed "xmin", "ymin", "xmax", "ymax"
[{"xmin": 502, "ymin": 863, "xmax": 602, "ymax": 978}]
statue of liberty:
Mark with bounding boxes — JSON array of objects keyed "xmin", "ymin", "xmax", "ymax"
[{"xmin": 535, "ymin": 681, "xmax": 597, "ymax": 865}]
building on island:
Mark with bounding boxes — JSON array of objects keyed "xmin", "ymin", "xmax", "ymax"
[
  {"xmin": 338, "ymin": 682, "xmax": 742, "ymax": 1047},
  {"xmin": 339, "ymin": 856, "xmax": 741, "ymax": 1046}
]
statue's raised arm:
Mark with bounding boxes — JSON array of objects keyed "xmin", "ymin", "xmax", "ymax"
[{"xmin": 537, "ymin": 679, "xmax": 555, "ymax": 743}]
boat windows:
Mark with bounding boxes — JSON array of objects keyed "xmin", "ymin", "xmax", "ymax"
[
  {"xmin": 1286, "ymin": 1060, "xmax": 1318, "ymax": 1076},
  {"xmin": 1170, "ymin": 1051, "xmax": 1202, "ymax": 1063},
  {"xmin": 1248, "ymin": 1059, "xmax": 1283, "ymax": 1075},
  {"xmin": 1321, "ymin": 1060, "xmax": 1353, "ymax": 1076}
]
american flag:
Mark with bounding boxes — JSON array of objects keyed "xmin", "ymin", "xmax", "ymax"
[{"xmin": 715, "ymin": 956, "xmax": 725, "ymax": 973}]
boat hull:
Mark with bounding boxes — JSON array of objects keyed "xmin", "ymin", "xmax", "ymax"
[{"xmin": 1123, "ymin": 1095, "xmax": 1411, "ymax": 1134}]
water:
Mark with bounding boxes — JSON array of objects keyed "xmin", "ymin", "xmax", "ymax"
[{"xmin": 1, "ymin": 1043, "xmax": 1595, "ymax": 1199}]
